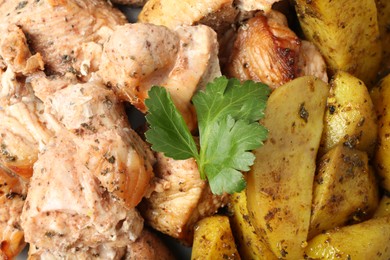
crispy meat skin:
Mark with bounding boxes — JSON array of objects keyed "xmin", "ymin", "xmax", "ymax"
[
  {"xmin": 226, "ymin": 10, "xmax": 327, "ymax": 89},
  {"xmin": 226, "ymin": 11, "xmax": 301, "ymax": 89}
]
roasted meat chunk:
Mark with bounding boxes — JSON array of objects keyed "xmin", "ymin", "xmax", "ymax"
[
  {"xmin": 226, "ymin": 10, "xmax": 327, "ymax": 89},
  {"xmin": 0, "ymin": 0, "xmax": 126, "ymax": 76},
  {"xmin": 140, "ymin": 153, "xmax": 228, "ymax": 244},
  {"xmin": 138, "ymin": 0, "xmax": 238, "ymax": 35},
  {"xmin": 21, "ymin": 131, "xmax": 144, "ymax": 253},
  {"xmin": 0, "ymin": 168, "xmax": 27, "ymax": 259},
  {"xmin": 99, "ymin": 23, "xmax": 220, "ymax": 131},
  {"xmin": 43, "ymin": 80, "xmax": 155, "ymax": 208}
]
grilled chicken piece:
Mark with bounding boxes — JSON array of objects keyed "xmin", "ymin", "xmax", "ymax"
[
  {"xmin": 0, "ymin": 167, "xmax": 28, "ymax": 259},
  {"xmin": 125, "ymin": 229, "xmax": 175, "ymax": 260},
  {"xmin": 0, "ymin": 97, "xmax": 52, "ymax": 179},
  {"xmin": 21, "ymin": 130, "xmax": 144, "ymax": 253},
  {"xmin": 28, "ymin": 71, "xmax": 79, "ymax": 102},
  {"xmin": 226, "ymin": 10, "xmax": 300, "ymax": 89},
  {"xmin": 28, "ymin": 243, "xmax": 127, "ymax": 260},
  {"xmin": 140, "ymin": 153, "xmax": 228, "ymax": 244},
  {"xmin": 43, "ymin": 80, "xmax": 155, "ymax": 209},
  {"xmin": 226, "ymin": 10, "xmax": 327, "ymax": 89},
  {"xmin": 138, "ymin": 0, "xmax": 238, "ymax": 36},
  {"xmin": 99, "ymin": 23, "xmax": 220, "ymax": 131},
  {"xmin": 0, "ymin": 0, "xmax": 126, "ymax": 76},
  {"xmin": 20, "ymin": 78, "xmax": 155, "ymax": 258},
  {"xmin": 297, "ymin": 40, "xmax": 328, "ymax": 83},
  {"xmin": 28, "ymin": 229, "xmax": 174, "ymax": 260},
  {"xmin": 0, "ymin": 25, "xmax": 45, "ymax": 107},
  {"xmin": 235, "ymin": 0, "xmax": 281, "ymax": 13},
  {"xmin": 0, "ymin": 66, "xmax": 53, "ymax": 180},
  {"xmin": 0, "ymin": 25, "xmax": 44, "ymax": 75},
  {"xmin": 0, "ymin": 67, "xmax": 53, "ymax": 179}
]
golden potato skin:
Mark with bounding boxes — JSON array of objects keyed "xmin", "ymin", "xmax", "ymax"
[
  {"xmin": 246, "ymin": 76, "xmax": 328, "ymax": 259},
  {"xmin": 191, "ymin": 215, "xmax": 240, "ymax": 260},
  {"xmin": 320, "ymin": 71, "xmax": 377, "ymax": 157},
  {"xmin": 374, "ymin": 195, "xmax": 390, "ymax": 218},
  {"xmin": 229, "ymin": 191, "xmax": 277, "ymax": 260},
  {"xmin": 294, "ymin": 0, "xmax": 382, "ymax": 85},
  {"xmin": 373, "ymin": 74, "xmax": 390, "ymax": 191},
  {"xmin": 376, "ymin": 0, "xmax": 390, "ymax": 74},
  {"xmin": 309, "ymin": 144, "xmax": 379, "ymax": 238},
  {"xmin": 305, "ymin": 216, "xmax": 390, "ymax": 260}
]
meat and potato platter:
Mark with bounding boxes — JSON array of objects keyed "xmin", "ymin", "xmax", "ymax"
[{"xmin": 0, "ymin": 0, "xmax": 389, "ymax": 259}]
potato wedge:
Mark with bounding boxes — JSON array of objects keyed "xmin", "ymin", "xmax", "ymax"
[
  {"xmin": 191, "ymin": 215, "xmax": 240, "ymax": 260},
  {"xmin": 373, "ymin": 74, "xmax": 390, "ymax": 191},
  {"xmin": 294, "ymin": 0, "xmax": 382, "ymax": 85},
  {"xmin": 246, "ymin": 76, "xmax": 328, "ymax": 259},
  {"xmin": 320, "ymin": 71, "xmax": 377, "ymax": 157},
  {"xmin": 305, "ymin": 216, "xmax": 390, "ymax": 259},
  {"xmin": 229, "ymin": 190, "xmax": 277, "ymax": 260},
  {"xmin": 309, "ymin": 144, "xmax": 379, "ymax": 238},
  {"xmin": 376, "ymin": 0, "xmax": 390, "ymax": 73},
  {"xmin": 374, "ymin": 195, "xmax": 390, "ymax": 218}
]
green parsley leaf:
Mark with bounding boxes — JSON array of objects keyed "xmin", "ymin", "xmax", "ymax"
[
  {"xmin": 145, "ymin": 86, "xmax": 198, "ymax": 160},
  {"xmin": 202, "ymin": 115, "xmax": 268, "ymax": 194},
  {"xmin": 192, "ymin": 76, "xmax": 270, "ymax": 130},
  {"xmin": 145, "ymin": 77, "xmax": 270, "ymax": 195}
]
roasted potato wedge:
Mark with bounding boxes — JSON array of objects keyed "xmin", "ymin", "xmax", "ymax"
[
  {"xmin": 294, "ymin": 0, "xmax": 382, "ymax": 85},
  {"xmin": 376, "ymin": 0, "xmax": 390, "ymax": 73},
  {"xmin": 374, "ymin": 195, "xmax": 390, "ymax": 218},
  {"xmin": 229, "ymin": 190, "xmax": 277, "ymax": 260},
  {"xmin": 320, "ymin": 71, "xmax": 377, "ymax": 156},
  {"xmin": 305, "ymin": 216, "xmax": 390, "ymax": 259},
  {"xmin": 246, "ymin": 76, "xmax": 328, "ymax": 259},
  {"xmin": 309, "ymin": 144, "xmax": 379, "ymax": 238},
  {"xmin": 191, "ymin": 215, "xmax": 240, "ymax": 260},
  {"xmin": 373, "ymin": 74, "xmax": 390, "ymax": 191}
]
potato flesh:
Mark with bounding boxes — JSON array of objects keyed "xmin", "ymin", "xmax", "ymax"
[
  {"xmin": 191, "ymin": 215, "xmax": 240, "ymax": 260},
  {"xmin": 309, "ymin": 144, "xmax": 379, "ymax": 238},
  {"xmin": 246, "ymin": 76, "xmax": 328, "ymax": 259},
  {"xmin": 373, "ymin": 74, "xmax": 390, "ymax": 191},
  {"xmin": 305, "ymin": 216, "xmax": 390, "ymax": 260},
  {"xmin": 229, "ymin": 191, "xmax": 277, "ymax": 260},
  {"xmin": 320, "ymin": 71, "xmax": 377, "ymax": 157},
  {"xmin": 294, "ymin": 0, "xmax": 382, "ymax": 85}
]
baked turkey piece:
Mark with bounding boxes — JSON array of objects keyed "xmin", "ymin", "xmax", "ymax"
[{"xmin": 0, "ymin": 0, "xmax": 126, "ymax": 76}]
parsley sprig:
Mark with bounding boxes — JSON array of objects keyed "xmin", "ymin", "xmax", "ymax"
[{"xmin": 145, "ymin": 76, "xmax": 270, "ymax": 194}]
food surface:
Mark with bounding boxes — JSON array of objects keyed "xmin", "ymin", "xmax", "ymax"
[{"xmin": 0, "ymin": 0, "xmax": 388, "ymax": 259}]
